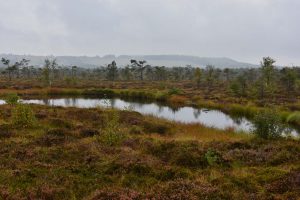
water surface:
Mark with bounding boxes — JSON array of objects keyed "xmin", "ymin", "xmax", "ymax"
[
  {"xmin": 1, "ymin": 97, "xmax": 298, "ymax": 136},
  {"xmin": 23, "ymin": 98, "xmax": 252, "ymax": 131}
]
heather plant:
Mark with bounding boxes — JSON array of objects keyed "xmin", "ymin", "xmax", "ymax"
[
  {"xmin": 252, "ymin": 110, "xmax": 283, "ymax": 139},
  {"xmin": 287, "ymin": 112, "xmax": 300, "ymax": 125},
  {"xmin": 99, "ymin": 109, "xmax": 125, "ymax": 146},
  {"xmin": 205, "ymin": 149, "xmax": 219, "ymax": 166},
  {"xmin": 12, "ymin": 103, "xmax": 36, "ymax": 128},
  {"xmin": 5, "ymin": 93, "xmax": 19, "ymax": 105},
  {"xmin": 168, "ymin": 87, "xmax": 182, "ymax": 95}
]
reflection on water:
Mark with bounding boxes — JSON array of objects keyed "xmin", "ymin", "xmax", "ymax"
[
  {"xmin": 0, "ymin": 98, "xmax": 298, "ymax": 136},
  {"xmin": 21, "ymin": 98, "xmax": 253, "ymax": 132}
]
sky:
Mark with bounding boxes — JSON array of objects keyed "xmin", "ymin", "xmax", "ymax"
[{"xmin": 0, "ymin": 0, "xmax": 299, "ymax": 65}]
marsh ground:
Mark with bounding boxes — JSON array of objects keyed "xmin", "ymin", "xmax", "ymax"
[
  {"xmin": 0, "ymin": 79, "xmax": 299, "ymax": 199},
  {"xmin": 0, "ymin": 104, "xmax": 299, "ymax": 199}
]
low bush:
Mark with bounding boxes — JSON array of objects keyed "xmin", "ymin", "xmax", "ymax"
[
  {"xmin": 287, "ymin": 112, "xmax": 300, "ymax": 126},
  {"xmin": 98, "ymin": 110, "xmax": 125, "ymax": 146},
  {"xmin": 205, "ymin": 149, "xmax": 219, "ymax": 166},
  {"xmin": 168, "ymin": 87, "xmax": 182, "ymax": 95},
  {"xmin": 11, "ymin": 104, "xmax": 36, "ymax": 128},
  {"xmin": 5, "ymin": 93, "xmax": 20, "ymax": 105},
  {"xmin": 252, "ymin": 110, "xmax": 284, "ymax": 139}
]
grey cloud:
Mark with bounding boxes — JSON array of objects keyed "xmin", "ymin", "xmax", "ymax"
[{"xmin": 0, "ymin": 0, "xmax": 299, "ymax": 65}]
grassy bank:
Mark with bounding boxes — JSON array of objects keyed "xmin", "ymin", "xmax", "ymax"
[{"xmin": 0, "ymin": 104, "xmax": 299, "ymax": 199}]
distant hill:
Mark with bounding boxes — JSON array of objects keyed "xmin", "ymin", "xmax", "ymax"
[{"xmin": 0, "ymin": 54, "xmax": 258, "ymax": 68}]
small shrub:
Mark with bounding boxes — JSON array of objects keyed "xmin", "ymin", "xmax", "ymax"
[
  {"xmin": 65, "ymin": 77, "xmax": 72, "ymax": 85},
  {"xmin": 11, "ymin": 104, "xmax": 36, "ymax": 128},
  {"xmin": 158, "ymin": 83, "xmax": 167, "ymax": 90},
  {"xmin": 130, "ymin": 125, "xmax": 143, "ymax": 134},
  {"xmin": 230, "ymin": 81, "xmax": 241, "ymax": 97},
  {"xmin": 168, "ymin": 87, "xmax": 182, "ymax": 95},
  {"xmin": 287, "ymin": 112, "xmax": 300, "ymax": 126},
  {"xmin": 205, "ymin": 149, "xmax": 219, "ymax": 166},
  {"xmin": 252, "ymin": 110, "xmax": 284, "ymax": 139},
  {"xmin": 5, "ymin": 93, "xmax": 19, "ymax": 105},
  {"xmin": 98, "ymin": 110, "xmax": 125, "ymax": 146}
]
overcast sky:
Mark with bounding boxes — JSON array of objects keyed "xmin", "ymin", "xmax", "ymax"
[{"xmin": 0, "ymin": 0, "xmax": 299, "ymax": 65}]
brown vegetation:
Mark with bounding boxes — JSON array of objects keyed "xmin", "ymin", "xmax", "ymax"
[{"xmin": 0, "ymin": 104, "xmax": 299, "ymax": 199}]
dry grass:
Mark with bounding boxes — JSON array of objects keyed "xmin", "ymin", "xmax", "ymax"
[
  {"xmin": 172, "ymin": 123, "xmax": 252, "ymax": 142},
  {"xmin": 167, "ymin": 95, "xmax": 188, "ymax": 104}
]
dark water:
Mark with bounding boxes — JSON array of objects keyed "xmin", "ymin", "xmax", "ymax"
[{"xmin": 0, "ymin": 98, "xmax": 298, "ymax": 136}]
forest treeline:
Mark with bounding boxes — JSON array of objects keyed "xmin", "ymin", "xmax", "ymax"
[{"xmin": 1, "ymin": 57, "xmax": 300, "ymax": 99}]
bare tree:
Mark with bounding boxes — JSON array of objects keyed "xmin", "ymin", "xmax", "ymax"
[{"xmin": 130, "ymin": 60, "xmax": 147, "ymax": 81}]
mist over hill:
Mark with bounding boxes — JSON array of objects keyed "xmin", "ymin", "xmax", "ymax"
[{"xmin": 0, "ymin": 54, "xmax": 257, "ymax": 68}]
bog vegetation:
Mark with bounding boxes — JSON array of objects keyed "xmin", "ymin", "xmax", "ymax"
[{"xmin": 0, "ymin": 57, "xmax": 299, "ymax": 199}]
